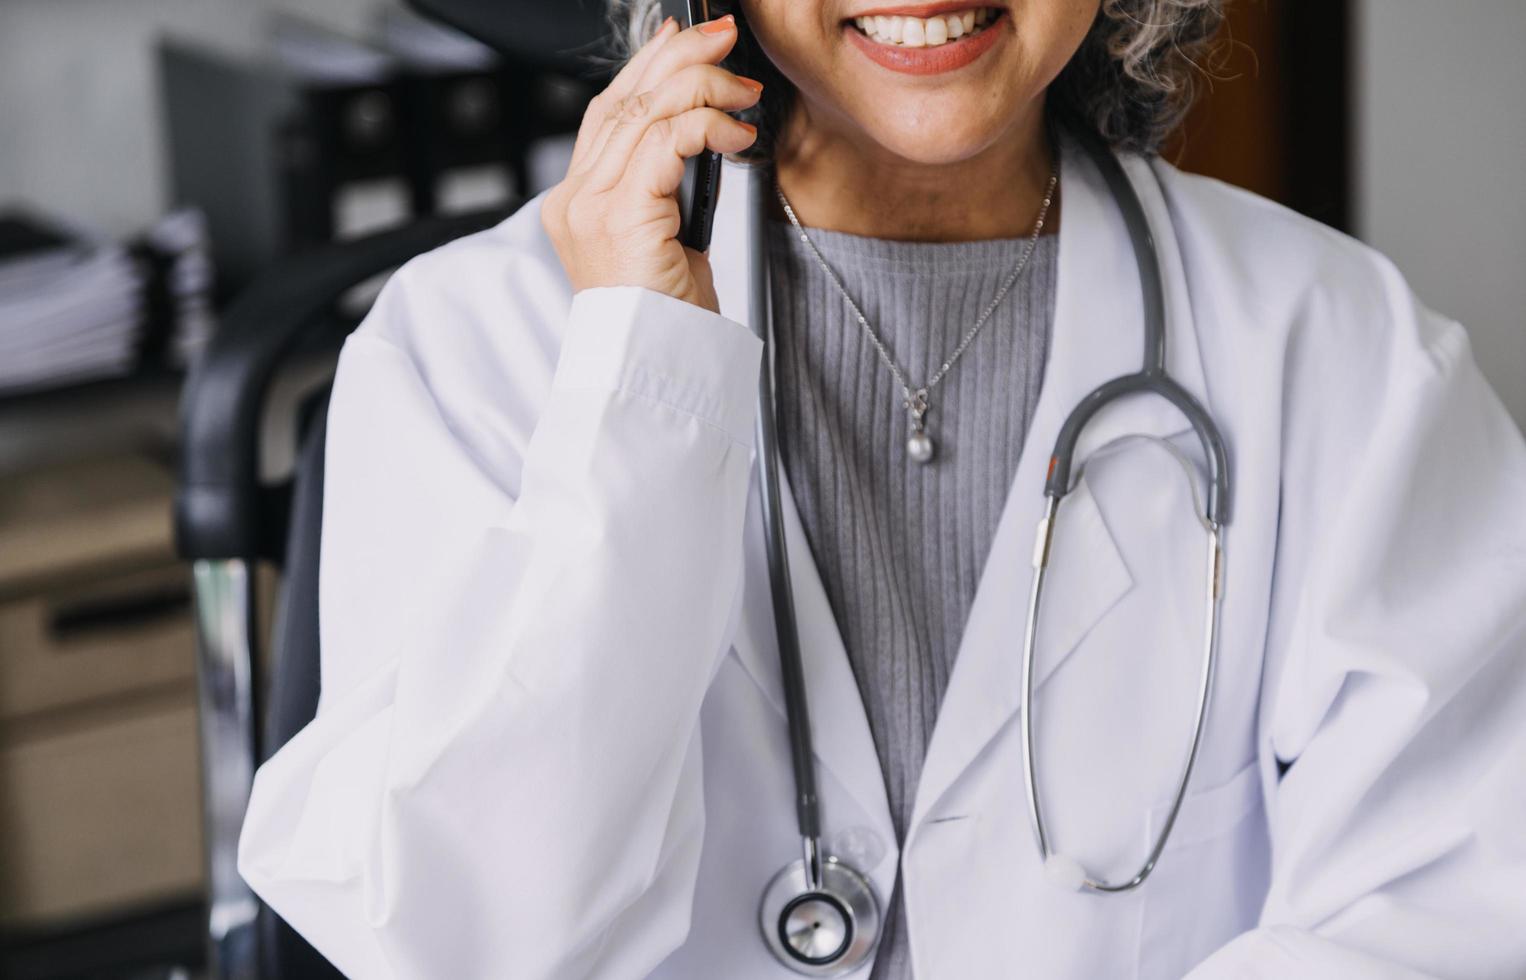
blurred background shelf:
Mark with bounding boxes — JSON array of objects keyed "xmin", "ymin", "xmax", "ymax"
[{"xmin": 0, "ymin": 370, "xmax": 184, "ymax": 477}]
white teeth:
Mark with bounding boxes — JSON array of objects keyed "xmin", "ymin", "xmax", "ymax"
[{"xmin": 853, "ymin": 8, "xmax": 999, "ymax": 48}]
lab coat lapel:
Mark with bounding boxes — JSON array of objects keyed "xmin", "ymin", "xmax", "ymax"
[
  {"xmin": 712, "ymin": 164, "xmax": 895, "ymax": 840},
  {"xmin": 909, "ymin": 142, "xmax": 1211, "ymax": 832}
]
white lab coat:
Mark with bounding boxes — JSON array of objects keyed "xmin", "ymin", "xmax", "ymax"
[{"xmin": 238, "ymin": 139, "xmax": 1526, "ymax": 979}]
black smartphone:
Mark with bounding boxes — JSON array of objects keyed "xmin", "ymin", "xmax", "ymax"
[{"xmin": 660, "ymin": 0, "xmax": 724, "ymax": 252}]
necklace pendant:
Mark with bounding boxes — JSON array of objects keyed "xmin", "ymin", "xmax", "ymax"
[
  {"xmin": 904, "ymin": 388, "xmax": 935, "ymax": 464},
  {"xmin": 907, "ymin": 427, "xmax": 935, "ymax": 464},
  {"xmin": 775, "ymin": 173, "xmax": 1056, "ymax": 468}
]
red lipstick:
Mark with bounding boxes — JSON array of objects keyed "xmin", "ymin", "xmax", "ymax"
[{"xmin": 844, "ymin": 9, "xmax": 1008, "ymax": 76}]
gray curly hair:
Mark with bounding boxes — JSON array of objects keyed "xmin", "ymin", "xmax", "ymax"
[{"xmin": 605, "ymin": 0, "xmax": 1224, "ymax": 157}]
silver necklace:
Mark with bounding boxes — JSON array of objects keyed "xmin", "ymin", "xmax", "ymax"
[{"xmin": 775, "ymin": 170, "xmax": 1058, "ymax": 464}]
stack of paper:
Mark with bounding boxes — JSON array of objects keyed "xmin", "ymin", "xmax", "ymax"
[
  {"xmin": 0, "ymin": 213, "xmax": 147, "ymax": 396},
  {"xmin": 142, "ymin": 208, "xmax": 218, "ymax": 367}
]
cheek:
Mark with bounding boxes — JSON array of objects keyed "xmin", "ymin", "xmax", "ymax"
[
  {"xmin": 740, "ymin": 0, "xmax": 830, "ymax": 69},
  {"xmin": 1032, "ymin": 0, "xmax": 1101, "ymax": 71},
  {"xmin": 738, "ymin": 0, "xmax": 831, "ymax": 99},
  {"xmin": 970, "ymin": 0, "xmax": 1097, "ymax": 114}
]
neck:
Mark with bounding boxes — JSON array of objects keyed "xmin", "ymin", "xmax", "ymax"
[{"xmin": 770, "ymin": 99, "xmax": 1058, "ymax": 242}]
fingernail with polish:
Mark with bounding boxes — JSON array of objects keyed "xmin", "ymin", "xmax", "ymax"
[{"xmin": 699, "ymin": 14, "xmax": 736, "ymax": 34}]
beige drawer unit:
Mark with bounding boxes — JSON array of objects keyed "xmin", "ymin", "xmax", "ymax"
[
  {"xmin": 0, "ymin": 453, "xmax": 206, "ymax": 929},
  {"xmin": 0, "ymin": 564, "xmax": 196, "ymax": 723},
  {"xmin": 0, "ymin": 696, "xmax": 204, "ymax": 928},
  {"xmin": 0, "ymin": 455, "xmax": 175, "ymax": 602}
]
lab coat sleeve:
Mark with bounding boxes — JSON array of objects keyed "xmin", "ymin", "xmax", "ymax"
[
  {"xmin": 1186, "ymin": 265, "xmax": 1526, "ymax": 977},
  {"xmin": 237, "ymin": 270, "xmax": 763, "ymax": 978}
]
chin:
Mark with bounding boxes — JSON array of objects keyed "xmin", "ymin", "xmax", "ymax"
[
  {"xmin": 859, "ymin": 123, "xmax": 1001, "ymax": 167},
  {"xmin": 841, "ymin": 94, "xmax": 1017, "ymax": 167}
]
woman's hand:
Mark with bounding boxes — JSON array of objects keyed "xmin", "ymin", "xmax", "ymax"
[{"xmin": 542, "ymin": 15, "xmax": 763, "ymax": 314}]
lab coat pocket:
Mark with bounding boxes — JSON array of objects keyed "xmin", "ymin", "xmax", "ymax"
[{"xmin": 1136, "ymin": 758, "xmax": 1270, "ymax": 980}]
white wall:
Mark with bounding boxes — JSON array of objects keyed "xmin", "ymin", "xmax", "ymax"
[
  {"xmin": 0, "ymin": 0, "xmax": 401, "ymax": 239},
  {"xmin": 1354, "ymin": 0, "xmax": 1526, "ymax": 428}
]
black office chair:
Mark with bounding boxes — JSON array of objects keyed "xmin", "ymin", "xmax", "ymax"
[{"xmin": 174, "ymin": 4, "xmax": 612, "ymax": 978}]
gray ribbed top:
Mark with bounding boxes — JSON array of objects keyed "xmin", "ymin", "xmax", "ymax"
[{"xmin": 766, "ymin": 219, "xmax": 1058, "ymax": 980}]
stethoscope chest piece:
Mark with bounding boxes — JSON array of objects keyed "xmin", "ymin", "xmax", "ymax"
[{"xmin": 760, "ymin": 857, "xmax": 880, "ymax": 976}]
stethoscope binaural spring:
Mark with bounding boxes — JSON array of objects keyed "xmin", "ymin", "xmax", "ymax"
[{"xmin": 749, "ymin": 130, "xmax": 1233, "ymax": 974}]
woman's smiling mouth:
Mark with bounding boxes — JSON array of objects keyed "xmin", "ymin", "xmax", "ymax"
[
  {"xmin": 843, "ymin": 4, "xmax": 1010, "ymax": 75},
  {"xmin": 851, "ymin": 6, "xmax": 1004, "ymax": 46}
]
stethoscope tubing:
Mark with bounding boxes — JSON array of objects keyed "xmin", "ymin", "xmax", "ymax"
[
  {"xmin": 1050, "ymin": 132, "xmax": 1232, "ymax": 527},
  {"xmin": 1022, "ymin": 133, "xmax": 1233, "ymax": 892},
  {"xmin": 749, "ymin": 169, "xmax": 827, "ymax": 885}
]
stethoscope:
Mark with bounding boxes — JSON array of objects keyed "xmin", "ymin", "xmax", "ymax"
[{"xmin": 749, "ymin": 132, "xmax": 1232, "ymax": 975}]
